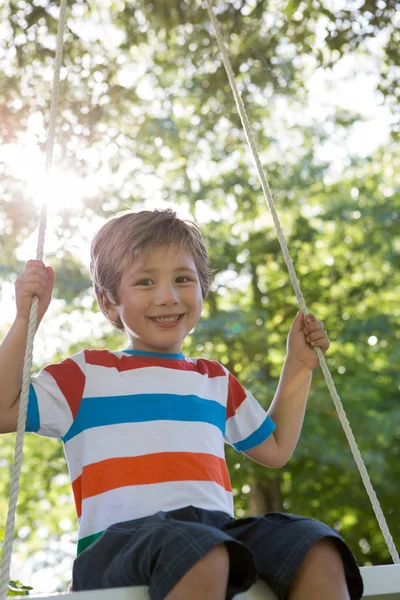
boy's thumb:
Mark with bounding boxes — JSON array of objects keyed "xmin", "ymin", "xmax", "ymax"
[{"xmin": 46, "ymin": 266, "xmax": 55, "ymax": 288}]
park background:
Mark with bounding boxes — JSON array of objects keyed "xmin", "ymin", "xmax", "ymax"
[{"xmin": 0, "ymin": 0, "xmax": 399, "ymax": 593}]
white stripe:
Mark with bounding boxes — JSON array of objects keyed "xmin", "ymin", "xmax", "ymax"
[
  {"xmin": 71, "ymin": 350, "xmax": 87, "ymax": 373},
  {"xmin": 84, "ymin": 364, "xmax": 228, "ymax": 407},
  {"xmin": 65, "ymin": 420, "xmax": 226, "ymax": 481},
  {"xmin": 78, "ymin": 480, "xmax": 234, "ymax": 540},
  {"xmin": 225, "ymin": 392, "xmax": 268, "ymax": 445},
  {"xmin": 31, "ymin": 371, "xmax": 74, "ymax": 438},
  {"xmin": 31, "ymin": 352, "xmax": 86, "ymax": 438}
]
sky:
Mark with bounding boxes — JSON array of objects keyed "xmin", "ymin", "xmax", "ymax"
[{"xmin": 0, "ymin": 5, "xmax": 396, "ymax": 594}]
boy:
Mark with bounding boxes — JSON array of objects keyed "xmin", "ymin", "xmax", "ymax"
[{"xmin": 0, "ymin": 209, "xmax": 363, "ymax": 600}]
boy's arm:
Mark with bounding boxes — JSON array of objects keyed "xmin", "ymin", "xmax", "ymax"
[
  {"xmin": 245, "ymin": 313, "xmax": 329, "ymax": 468},
  {"xmin": 245, "ymin": 356, "xmax": 312, "ymax": 468},
  {"xmin": 0, "ymin": 261, "xmax": 54, "ymax": 434},
  {"xmin": 0, "ymin": 318, "xmax": 33, "ymax": 433}
]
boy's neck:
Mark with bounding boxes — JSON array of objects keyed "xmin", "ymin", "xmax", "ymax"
[{"xmin": 123, "ymin": 349, "xmax": 185, "ymax": 359}]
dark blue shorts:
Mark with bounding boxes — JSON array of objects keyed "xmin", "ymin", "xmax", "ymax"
[{"xmin": 72, "ymin": 506, "xmax": 363, "ymax": 600}]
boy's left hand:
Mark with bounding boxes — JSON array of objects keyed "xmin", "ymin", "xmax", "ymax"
[{"xmin": 287, "ymin": 312, "xmax": 330, "ymax": 370}]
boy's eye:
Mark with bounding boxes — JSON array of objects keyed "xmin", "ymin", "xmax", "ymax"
[
  {"xmin": 135, "ymin": 279, "xmax": 153, "ymax": 286},
  {"xmin": 134, "ymin": 276, "xmax": 192, "ymax": 286}
]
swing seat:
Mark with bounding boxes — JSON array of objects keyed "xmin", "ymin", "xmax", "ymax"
[{"xmin": 15, "ymin": 565, "xmax": 400, "ymax": 600}]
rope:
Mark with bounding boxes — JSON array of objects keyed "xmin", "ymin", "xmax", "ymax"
[
  {"xmin": 203, "ymin": 0, "xmax": 399, "ymax": 564},
  {"xmin": 0, "ymin": 1, "xmax": 68, "ymax": 596}
]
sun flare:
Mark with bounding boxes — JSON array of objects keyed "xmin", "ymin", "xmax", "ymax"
[
  {"xmin": 25, "ymin": 164, "xmax": 84, "ymax": 212},
  {"xmin": 4, "ymin": 144, "xmax": 86, "ymax": 213}
]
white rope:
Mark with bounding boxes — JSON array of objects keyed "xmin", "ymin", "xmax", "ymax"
[
  {"xmin": 203, "ymin": 0, "xmax": 399, "ymax": 564},
  {"xmin": 0, "ymin": 1, "xmax": 68, "ymax": 597}
]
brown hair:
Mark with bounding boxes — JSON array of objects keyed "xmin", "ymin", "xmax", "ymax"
[{"xmin": 90, "ymin": 209, "xmax": 211, "ymax": 330}]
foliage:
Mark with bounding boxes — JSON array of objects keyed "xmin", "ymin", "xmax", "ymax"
[
  {"xmin": 1, "ymin": 0, "xmax": 400, "ymax": 591},
  {"xmin": 7, "ymin": 581, "xmax": 33, "ymax": 597}
]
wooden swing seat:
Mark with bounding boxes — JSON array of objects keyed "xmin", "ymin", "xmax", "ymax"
[{"xmin": 18, "ymin": 564, "xmax": 400, "ymax": 600}]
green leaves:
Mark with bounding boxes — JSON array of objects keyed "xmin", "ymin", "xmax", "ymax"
[{"xmin": 7, "ymin": 581, "xmax": 33, "ymax": 597}]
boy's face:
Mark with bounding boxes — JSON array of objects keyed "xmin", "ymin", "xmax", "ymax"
[{"xmin": 105, "ymin": 244, "xmax": 203, "ymax": 354}]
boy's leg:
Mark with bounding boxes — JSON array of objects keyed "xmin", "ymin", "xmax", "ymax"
[
  {"xmin": 73, "ymin": 508, "xmax": 257, "ymax": 600},
  {"xmin": 287, "ymin": 538, "xmax": 350, "ymax": 600},
  {"xmin": 223, "ymin": 513, "xmax": 363, "ymax": 600},
  {"xmin": 165, "ymin": 543, "xmax": 229, "ymax": 600}
]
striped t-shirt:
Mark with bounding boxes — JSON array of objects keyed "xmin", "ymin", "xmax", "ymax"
[{"xmin": 27, "ymin": 349, "xmax": 275, "ymax": 554}]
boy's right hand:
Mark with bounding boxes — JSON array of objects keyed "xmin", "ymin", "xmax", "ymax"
[{"xmin": 15, "ymin": 260, "xmax": 54, "ymax": 325}]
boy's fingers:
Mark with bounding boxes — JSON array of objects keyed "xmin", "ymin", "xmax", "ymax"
[
  {"xmin": 19, "ymin": 272, "xmax": 49, "ymax": 289},
  {"xmin": 305, "ymin": 320, "xmax": 323, "ymax": 334},
  {"xmin": 305, "ymin": 313, "xmax": 317, "ymax": 324},
  {"xmin": 306, "ymin": 330, "xmax": 328, "ymax": 343},
  {"xmin": 24, "ymin": 260, "xmax": 47, "ymax": 274},
  {"xmin": 311, "ymin": 339, "xmax": 330, "ymax": 350},
  {"xmin": 26, "ymin": 259, "xmax": 45, "ymax": 268},
  {"xmin": 19, "ymin": 263, "xmax": 53, "ymax": 283},
  {"xmin": 46, "ymin": 266, "xmax": 55, "ymax": 286}
]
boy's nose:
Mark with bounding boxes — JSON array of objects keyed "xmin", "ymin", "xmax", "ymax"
[{"xmin": 154, "ymin": 285, "xmax": 180, "ymax": 305}]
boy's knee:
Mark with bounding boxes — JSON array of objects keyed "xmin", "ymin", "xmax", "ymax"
[
  {"xmin": 199, "ymin": 543, "xmax": 230, "ymax": 578},
  {"xmin": 307, "ymin": 538, "xmax": 344, "ymax": 569},
  {"xmin": 166, "ymin": 544, "xmax": 230, "ymax": 600}
]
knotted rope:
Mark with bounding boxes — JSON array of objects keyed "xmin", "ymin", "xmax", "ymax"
[
  {"xmin": 0, "ymin": 1, "xmax": 68, "ymax": 596},
  {"xmin": 204, "ymin": 0, "xmax": 399, "ymax": 564}
]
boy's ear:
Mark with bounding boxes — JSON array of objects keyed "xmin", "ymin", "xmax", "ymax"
[{"xmin": 98, "ymin": 291, "xmax": 119, "ymax": 323}]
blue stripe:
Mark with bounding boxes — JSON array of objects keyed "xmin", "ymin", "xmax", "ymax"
[
  {"xmin": 26, "ymin": 384, "xmax": 40, "ymax": 433},
  {"xmin": 63, "ymin": 393, "xmax": 226, "ymax": 442},
  {"xmin": 233, "ymin": 416, "xmax": 275, "ymax": 452},
  {"xmin": 123, "ymin": 349, "xmax": 185, "ymax": 359}
]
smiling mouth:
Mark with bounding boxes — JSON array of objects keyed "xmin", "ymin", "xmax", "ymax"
[{"xmin": 149, "ymin": 314, "xmax": 184, "ymax": 323}]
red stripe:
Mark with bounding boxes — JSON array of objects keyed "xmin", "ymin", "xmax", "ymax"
[
  {"xmin": 84, "ymin": 350, "xmax": 226, "ymax": 378},
  {"xmin": 226, "ymin": 372, "xmax": 247, "ymax": 420},
  {"xmin": 195, "ymin": 359, "xmax": 226, "ymax": 378},
  {"xmin": 72, "ymin": 452, "xmax": 231, "ymax": 511},
  {"xmin": 44, "ymin": 358, "xmax": 85, "ymax": 419},
  {"xmin": 72, "ymin": 474, "xmax": 82, "ymax": 518}
]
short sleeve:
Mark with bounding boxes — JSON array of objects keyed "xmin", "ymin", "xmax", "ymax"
[
  {"xmin": 224, "ymin": 370, "xmax": 275, "ymax": 451},
  {"xmin": 26, "ymin": 351, "xmax": 86, "ymax": 439}
]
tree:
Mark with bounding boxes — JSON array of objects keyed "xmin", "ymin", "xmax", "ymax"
[{"xmin": 1, "ymin": 0, "xmax": 399, "ymax": 590}]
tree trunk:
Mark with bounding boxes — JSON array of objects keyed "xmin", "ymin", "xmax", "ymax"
[{"xmin": 249, "ymin": 475, "xmax": 282, "ymax": 515}]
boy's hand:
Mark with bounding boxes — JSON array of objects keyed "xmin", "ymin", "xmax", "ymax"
[
  {"xmin": 15, "ymin": 260, "xmax": 54, "ymax": 325},
  {"xmin": 287, "ymin": 312, "xmax": 329, "ymax": 371}
]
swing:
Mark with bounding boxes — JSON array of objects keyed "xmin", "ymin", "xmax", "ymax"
[{"xmin": 0, "ymin": 1, "xmax": 399, "ymax": 599}]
